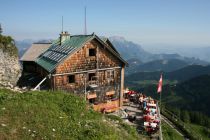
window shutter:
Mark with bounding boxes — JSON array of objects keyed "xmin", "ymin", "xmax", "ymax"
[
  {"xmin": 86, "ymin": 48, "xmax": 89, "ymax": 57},
  {"xmin": 63, "ymin": 76, "xmax": 67, "ymax": 85}
]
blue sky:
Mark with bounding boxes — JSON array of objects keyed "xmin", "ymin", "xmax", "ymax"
[{"xmin": 1, "ymin": 0, "xmax": 210, "ymax": 47}]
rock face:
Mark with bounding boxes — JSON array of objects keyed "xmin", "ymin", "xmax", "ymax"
[{"xmin": 0, "ymin": 45, "xmax": 21, "ymax": 87}]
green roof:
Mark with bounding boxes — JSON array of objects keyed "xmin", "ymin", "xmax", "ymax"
[
  {"xmin": 35, "ymin": 34, "xmax": 128, "ymax": 73},
  {"xmin": 36, "ymin": 35, "xmax": 93, "ymax": 72}
]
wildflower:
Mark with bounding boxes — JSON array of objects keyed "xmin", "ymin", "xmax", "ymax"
[{"xmin": 1, "ymin": 123, "xmax": 6, "ymax": 127}]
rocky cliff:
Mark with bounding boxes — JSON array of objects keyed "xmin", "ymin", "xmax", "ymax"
[{"xmin": 0, "ymin": 38, "xmax": 21, "ymax": 87}]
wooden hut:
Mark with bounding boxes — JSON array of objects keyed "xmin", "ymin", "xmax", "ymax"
[{"xmin": 20, "ymin": 31, "xmax": 128, "ymax": 111}]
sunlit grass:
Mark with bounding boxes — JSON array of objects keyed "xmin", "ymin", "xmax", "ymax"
[{"xmin": 0, "ymin": 88, "xmax": 140, "ymax": 140}]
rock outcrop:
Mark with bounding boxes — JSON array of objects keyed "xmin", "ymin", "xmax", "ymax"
[{"xmin": 0, "ymin": 43, "xmax": 21, "ymax": 87}]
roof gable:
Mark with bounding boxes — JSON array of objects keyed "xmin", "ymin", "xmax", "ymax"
[{"xmin": 100, "ymin": 37, "xmax": 119, "ymax": 55}]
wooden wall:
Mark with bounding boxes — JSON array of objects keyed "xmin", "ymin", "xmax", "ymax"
[
  {"xmin": 55, "ymin": 39, "xmax": 122, "ymax": 73},
  {"xmin": 52, "ymin": 39, "xmax": 124, "ymax": 103}
]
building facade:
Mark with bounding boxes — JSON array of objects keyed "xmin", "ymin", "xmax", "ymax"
[{"xmin": 21, "ymin": 32, "xmax": 128, "ymax": 110}]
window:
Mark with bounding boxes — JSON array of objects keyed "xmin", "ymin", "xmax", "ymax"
[
  {"xmin": 89, "ymin": 73, "xmax": 96, "ymax": 81},
  {"xmin": 107, "ymin": 70, "xmax": 114, "ymax": 79},
  {"xmin": 89, "ymin": 48, "xmax": 96, "ymax": 56},
  {"xmin": 68, "ymin": 75, "xmax": 75, "ymax": 83}
]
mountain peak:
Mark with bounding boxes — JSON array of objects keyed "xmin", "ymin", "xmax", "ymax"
[{"xmin": 109, "ymin": 36, "xmax": 126, "ymax": 42}]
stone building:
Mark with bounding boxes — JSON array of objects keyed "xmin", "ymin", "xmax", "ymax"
[{"xmin": 20, "ymin": 32, "xmax": 128, "ymax": 111}]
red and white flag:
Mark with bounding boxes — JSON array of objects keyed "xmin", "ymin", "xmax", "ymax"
[{"xmin": 157, "ymin": 74, "xmax": 163, "ymax": 93}]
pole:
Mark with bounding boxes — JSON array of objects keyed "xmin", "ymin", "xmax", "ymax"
[
  {"xmin": 159, "ymin": 91, "xmax": 163, "ymax": 140},
  {"xmin": 84, "ymin": 6, "xmax": 87, "ymax": 35},
  {"xmin": 62, "ymin": 16, "xmax": 63, "ymax": 32},
  {"xmin": 160, "ymin": 91, "xmax": 162, "ymax": 111},
  {"xmin": 85, "ymin": 74, "xmax": 87, "ymax": 101}
]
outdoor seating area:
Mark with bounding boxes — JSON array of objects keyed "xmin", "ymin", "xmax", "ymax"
[
  {"xmin": 123, "ymin": 90, "xmax": 160, "ymax": 135},
  {"xmin": 141, "ymin": 95, "xmax": 160, "ymax": 134}
]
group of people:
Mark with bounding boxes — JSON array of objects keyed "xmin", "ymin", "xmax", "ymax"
[
  {"xmin": 140, "ymin": 94, "xmax": 160, "ymax": 134},
  {"xmin": 124, "ymin": 90, "xmax": 160, "ymax": 135}
]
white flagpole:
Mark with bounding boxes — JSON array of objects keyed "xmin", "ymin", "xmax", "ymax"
[{"xmin": 158, "ymin": 73, "xmax": 163, "ymax": 140}]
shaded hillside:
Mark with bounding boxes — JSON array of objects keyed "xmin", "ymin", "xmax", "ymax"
[
  {"xmin": 165, "ymin": 74, "xmax": 210, "ymax": 116},
  {"xmin": 166, "ymin": 65, "xmax": 210, "ymax": 81},
  {"xmin": 0, "ymin": 89, "xmax": 139, "ymax": 140},
  {"xmin": 126, "ymin": 65, "xmax": 210, "ymax": 82},
  {"xmin": 125, "ymin": 58, "xmax": 143, "ymax": 74},
  {"xmin": 127, "ymin": 72, "xmax": 210, "ymax": 117}
]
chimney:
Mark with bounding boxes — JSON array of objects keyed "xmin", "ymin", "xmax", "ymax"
[{"xmin": 60, "ymin": 31, "xmax": 70, "ymax": 44}]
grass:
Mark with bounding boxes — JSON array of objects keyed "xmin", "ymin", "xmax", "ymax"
[
  {"xmin": 162, "ymin": 121, "xmax": 184, "ymax": 140},
  {"xmin": 0, "ymin": 88, "xmax": 140, "ymax": 140},
  {"xmin": 184, "ymin": 123, "xmax": 210, "ymax": 140}
]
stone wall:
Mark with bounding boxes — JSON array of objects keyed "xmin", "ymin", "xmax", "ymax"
[{"xmin": 0, "ymin": 47, "xmax": 21, "ymax": 87}]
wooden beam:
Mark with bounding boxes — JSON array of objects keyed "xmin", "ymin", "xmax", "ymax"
[
  {"xmin": 52, "ymin": 67, "xmax": 121, "ymax": 76},
  {"xmin": 119, "ymin": 66, "xmax": 125, "ymax": 107}
]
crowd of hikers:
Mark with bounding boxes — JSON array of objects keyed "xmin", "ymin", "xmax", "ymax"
[{"xmin": 124, "ymin": 90, "xmax": 160, "ymax": 135}]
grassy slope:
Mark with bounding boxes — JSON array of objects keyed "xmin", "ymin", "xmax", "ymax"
[
  {"xmin": 0, "ymin": 89, "xmax": 140, "ymax": 140},
  {"xmin": 184, "ymin": 123, "xmax": 210, "ymax": 140},
  {"xmin": 162, "ymin": 122, "xmax": 184, "ymax": 140}
]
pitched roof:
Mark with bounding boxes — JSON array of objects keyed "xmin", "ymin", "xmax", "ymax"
[
  {"xmin": 35, "ymin": 34, "xmax": 128, "ymax": 73},
  {"xmin": 36, "ymin": 35, "xmax": 94, "ymax": 72},
  {"xmin": 20, "ymin": 43, "xmax": 51, "ymax": 61}
]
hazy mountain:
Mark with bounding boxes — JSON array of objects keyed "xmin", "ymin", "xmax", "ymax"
[
  {"xmin": 109, "ymin": 36, "xmax": 152, "ymax": 62},
  {"xmin": 144, "ymin": 45, "xmax": 210, "ymax": 62},
  {"xmin": 109, "ymin": 36, "xmax": 209, "ymax": 64},
  {"xmin": 179, "ymin": 47, "xmax": 210, "ymax": 63}
]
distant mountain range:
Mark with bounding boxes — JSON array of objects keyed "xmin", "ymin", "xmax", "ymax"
[
  {"xmin": 144, "ymin": 45, "xmax": 210, "ymax": 63},
  {"xmin": 109, "ymin": 36, "xmax": 209, "ymax": 63},
  {"xmin": 16, "ymin": 36, "xmax": 209, "ymax": 74}
]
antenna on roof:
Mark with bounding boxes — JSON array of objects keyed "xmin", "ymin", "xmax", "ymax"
[
  {"xmin": 62, "ymin": 16, "xmax": 64, "ymax": 32},
  {"xmin": 84, "ymin": 6, "xmax": 87, "ymax": 35}
]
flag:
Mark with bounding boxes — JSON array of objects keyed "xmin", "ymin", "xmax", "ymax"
[{"xmin": 157, "ymin": 74, "xmax": 163, "ymax": 93}]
